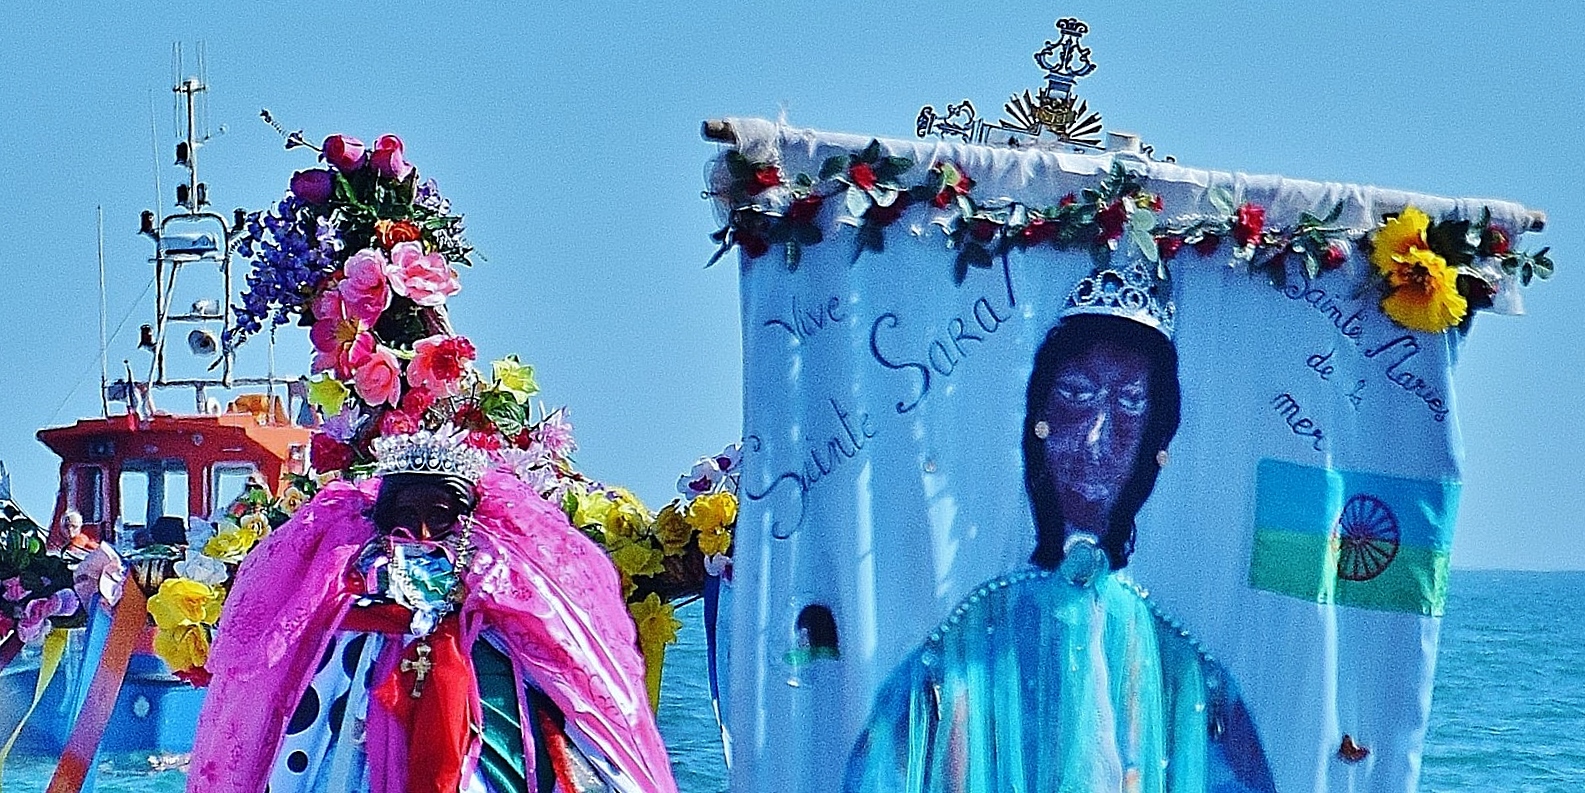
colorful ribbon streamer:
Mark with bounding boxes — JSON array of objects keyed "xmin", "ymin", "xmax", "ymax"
[{"xmin": 0, "ymin": 628, "xmax": 69, "ymax": 792}]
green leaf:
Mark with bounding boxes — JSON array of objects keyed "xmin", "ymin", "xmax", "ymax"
[
  {"xmin": 1130, "ymin": 227, "xmax": 1159, "ymax": 263},
  {"xmin": 955, "ymin": 244, "xmax": 992, "ymax": 282},
  {"xmin": 1207, "ymin": 186, "xmax": 1235, "ymax": 217},
  {"xmin": 1320, "ymin": 200, "xmax": 1345, "ymax": 226},
  {"xmin": 480, "ymin": 390, "xmax": 528, "ymax": 437},
  {"xmin": 818, "ymin": 156, "xmax": 847, "ymax": 181},
  {"xmin": 860, "ymin": 139, "xmax": 883, "ymax": 163},
  {"xmin": 1425, "ymin": 219, "xmax": 1475, "ymax": 268},
  {"xmin": 1128, "ymin": 208, "xmax": 1156, "ymax": 233}
]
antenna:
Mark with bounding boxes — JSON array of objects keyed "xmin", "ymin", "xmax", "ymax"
[{"xmin": 98, "ymin": 206, "xmax": 109, "ymax": 417}]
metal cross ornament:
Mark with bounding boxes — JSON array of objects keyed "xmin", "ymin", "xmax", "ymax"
[
  {"xmin": 401, "ymin": 641, "xmax": 435, "ymax": 698},
  {"xmin": 916, "ymin": 17, "xmax": 1107, "ymax": 151}
]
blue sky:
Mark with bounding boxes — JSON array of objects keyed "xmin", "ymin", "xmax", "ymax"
[{"xmin": 0, "ymin": 2, "xmax": 1580, "ymax": 569}]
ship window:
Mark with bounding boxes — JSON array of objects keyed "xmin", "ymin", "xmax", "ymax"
[
  {"xmin": 120, "ymin": 469, "xmax": 151, "ymax": 530},
  {"xmin": 120, "ymin": 459, "xmax": 190, "ymax": 534},
  {"xmin": 69, "ymin": 466, "xmax": 106, "ymax": 523},
  {"xmin": 212, "ymin": 463, "xmax": 258, "ymax": 514}
]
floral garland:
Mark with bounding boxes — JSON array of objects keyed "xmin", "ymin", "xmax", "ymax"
[{"xmin": 709, "ymin": 141, "xmax": 1553, "ymax": 334}]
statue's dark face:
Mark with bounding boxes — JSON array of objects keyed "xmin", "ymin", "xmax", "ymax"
[
  {"xmin": 1039, "ymin": 340, "xmax": 1150, "ymax": 532},
  {"xmin": 380, "ymin": 480, "xmax": 466, "ymax": 540}
]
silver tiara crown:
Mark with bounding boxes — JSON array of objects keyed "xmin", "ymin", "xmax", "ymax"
[
  {"xmin": 369, "ymin": 427, "xmax": 489, "ymax": 484},
  {"xmin": 1061, "ymin": 258, "xmax": 1175, "ymax": 338}
]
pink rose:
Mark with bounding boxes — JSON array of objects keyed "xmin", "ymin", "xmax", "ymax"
[
  {"xmin": 370, "ymin": 134, "xmax": 414, "ymax": 181},
  {"xmin": 407, "ymin": 335, "xmax": 477, "ymax": 397},
  {"xmin": 309, "ymin": 305, "xmax": 375, "ymax": 379},
  {"xmin": 338, "ymin": 249, "xmax": 392, "ymax": 324},
  {"xmin": 379, "ymin": 409, "xmax": 420, "ymax": 436},
  {"xmin": 353, "ymin": 345, "xmax": 403, "ymax": 407},
  {"xmin": 322, "ymin": 134, "xmax": 367, "ymax": 173},
  {"xmin": 384, "ymin": 241, "xmax": 460, "ymax": 307}
]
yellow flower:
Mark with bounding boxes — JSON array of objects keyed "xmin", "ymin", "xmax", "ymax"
[
  {"xmin": 653, "ymin": 503, "xmax": 694, "ymax": 556},
  {"xmin": 203, "ymin": 525, "xmax": 260, "ymax": 564},
  {"xmin": 628, "ymin": 593, "xmax": 681, "ymax": 652},
  {"xmin": 1378, "ymin": 247, "xmax": 1468, "ymax": 332},
  {"xmin": 1370, "ymin": 206, "xmax": 1431, "ymax": 274},
  {"xmin": 697, "ymin": 523, "xmax": 733, "ymax": 557},
  {"xmin": 491, "ymin": 356, "xmax": 539, "ymax": 403},
  {"xmin": 686, "ymin": 492, "xmax": 738, "ymax": 533},
  {"xmin": 567, "ymin": 486, "xmax": 615, "ymax": 532},
  {"xmin": 277, "ymin": 486, "xmax": 308, "ymax": 517},
  {"xmin": 602, "ymin": 488, "xmax": 652, "ymax": 542},
  {"xmin": 617, "ymin": 570, "xmax": 637, "ymax": 600},
  {"xmin": 240, "ymin": 512, "xmax": 270, "ymax": 536},
  {"xmin": 306, "ymin": 375, "xmax": 350, "ymax": 417},
  {"xmin": 153, "ymin": 623, "xmax": 212, "ymax": 672},
  {"xmin": 147, "ymin": 578, "xmax": 224, "ymax": 630},
  {"xmin": 608, "ymin": 537, "xmax": 665, "ymax": 579}
]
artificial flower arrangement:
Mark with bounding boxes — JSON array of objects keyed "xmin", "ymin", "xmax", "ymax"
[
  {"xmin": 144, "ymin": 475, "xmax": 320, "ymax": 684},
  {"xmin": 710, "ymin": 142, "xmax": 1554, "ymax": 334},
  {"xmin": 150, "ymin": 132, "xmax": 741, "ymax": 703},
  {"xmin": 0, "ymin": 498, "xmax": 82, "ymax": 652},
  {"xmin": 559, "ymin": 443, "xmax": 740, "ymax": 702}
]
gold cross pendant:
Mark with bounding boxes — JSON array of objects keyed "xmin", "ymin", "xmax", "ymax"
[{"xmin": 400, "ymin": 641, "xmax": 434, "ymax": 699}]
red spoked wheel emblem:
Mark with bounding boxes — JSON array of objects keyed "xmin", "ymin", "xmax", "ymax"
[{"xmin": 1335, "ymin": 494, "xmax": 1399, "ymax": 581}]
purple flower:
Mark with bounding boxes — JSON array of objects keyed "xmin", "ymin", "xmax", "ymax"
[
  {"xmin": 370, "ymin": 134, "xmax": 414, "ymax": 181},
  {"xmin": 534, "ymin": 409, "xmax": 577, "ymax": 459},
  {"xmin": 322, "ymin": 134, "xmax": 367, "ymax": 172},
  {"xmin": 289, "ymin": 169, "xmax": 335, "ymax": 204},
  {"xmin": 415, "ymin": 179, "xmax": 450, "ymax": 213},
  {"xmin": 19, "ymin": 589, "xmax": 79, "ymax": 645},
  {"xmin": 2, "ymin": 576, "xmax": 25, "ymax": 601}
]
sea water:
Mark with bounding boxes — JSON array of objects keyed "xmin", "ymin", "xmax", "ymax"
[{"xmin": 5, "ymin": 570, "xmax": 1583, "ymax": 792}]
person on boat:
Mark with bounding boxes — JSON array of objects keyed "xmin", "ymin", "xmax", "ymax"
[
  {"xmin": 846, "ymin": 263, "xmax": 1276, "ymax": 793},
  {"xmin": 189, "ymin": 427, "xmax": 677, "ymax": 793},
  {"xmin": 47, "ymin": 510, "xmax": 98, "ymax": 562}
]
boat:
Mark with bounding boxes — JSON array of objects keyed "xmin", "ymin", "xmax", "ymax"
[{"xmin": 0, "ymin": 64, "xmax": 313, "ymax": 763}]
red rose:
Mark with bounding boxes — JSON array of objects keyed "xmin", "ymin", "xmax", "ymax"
[
  {"xmin": 1157, "ymin": 236, "xmax": 1184, "ymax": 261},
  {"xmin": 1095, "ymin": 201, "xmax": 1129, "ymax": 242},
  {"xmin": 786, "ymin": 195, "xmax": 824, "ymax": 224},
  {"xmin": 400, "ymin": 386, "xmax": 436, "ymax": 416},
  {"xmin": 1232, "ymin": 202, "xmax": 1266, "ymax": 248},
  {"xmin": 867, "ymin": 195, "xmax": 910, "ymax": 227},
  {"xmin": 968, "ymin": 218, "xmax": 998, "ymax": 242},
  {"xmin": 465, "ymin": 430, "xmax": 502, "ymax": 451},
  {"xmin": 1193, "ymin": 233, "xmax": 1221, "ymax": 257},
  {"xmin": 1059, "ymin": 193, "xmax": 1077, "ymax": 207},
  {"xmin": 380, "ymin": 410, "xmax": 421, "ymax": 436},
  {"xmin": 1483, "ymin": 227, "xmax": 1511, "ymax": 256},
  {"xmin": 311, "ymin": 434, "xmax": 354, "ymax": 472},
  {"xmin": 1021, "ymin": 218, "xmax": 1057, "ymax": 245},
  {"xmin": 849, "ymin": 163, "xmax": 878, "ymax": 190},
  {"xmin": 376, "ymin": 219, "xmax": 423, "ymax": 250},
  {"xmin": 1321, "ymin": 240, "xmax": 1350, "ymax": 270},
  {"xmin": 748, "ymin": 166, "xmax": 782, "ymax": 196},
  {"xmin": 452, "ymin": 404, "xmax": 495, "ymax": 434}
]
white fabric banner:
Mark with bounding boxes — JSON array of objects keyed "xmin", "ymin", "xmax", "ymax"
[{"xmin": 713, "ymin": 119, "xmax": 1534, "ymax": 793}]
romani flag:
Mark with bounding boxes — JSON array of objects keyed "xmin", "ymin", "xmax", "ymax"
[{"xmin": 1247, "ymin": 459, "xmax": 1460, "ymax": 616}]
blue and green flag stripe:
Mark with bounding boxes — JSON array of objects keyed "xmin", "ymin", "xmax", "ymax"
[{"xmin": 1248, "ymin": 459, "xmax": 1460, "ymax": 617}]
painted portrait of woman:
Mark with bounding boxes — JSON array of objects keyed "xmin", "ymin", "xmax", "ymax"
[{"xmin": 845, "ymin": 267, "xmax": 1278, "ymax": 793}]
